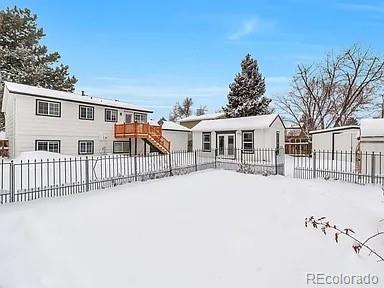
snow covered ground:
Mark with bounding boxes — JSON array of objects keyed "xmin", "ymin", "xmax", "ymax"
[{"xmin": 0, "ymin": 170, "xmax": 383, "ymax": 287}]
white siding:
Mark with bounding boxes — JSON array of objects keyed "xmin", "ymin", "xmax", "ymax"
[
  {"xmin": 312, "ymin": 129, "xmax": 359, "ymax": 152},
  {"xmin": 191, "ymin": 116, "xmax": 286, "ymax": 153},
  {"xmin": 6, "ymin": 92, "xmax": 149, "ymax": 157},
  {"xmin": 162, "ymin": 130, "xmax": 189, "ymax": 151},
  {"xmin": 3, "ymin": 88, "xmax": 16, "ymax": 158},
  {"xmin": 265, "ymin": 117, "xmax": 285, "ymax": 150},
  {"xmin": 360, "ymin": 138, "xmax": 384, "ymax": 153},
  {"xmin": 334, "ymin": 132, "xmax": 359, "ymax": 151}
]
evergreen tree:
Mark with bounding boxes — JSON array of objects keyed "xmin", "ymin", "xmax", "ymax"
[
  {"xmin": 223, "ymin": 54, "xmax": 271, "ymax": 117},
  {"xmin": 0, "ymin": 7, "xmax": 77, "ymax": 127}
]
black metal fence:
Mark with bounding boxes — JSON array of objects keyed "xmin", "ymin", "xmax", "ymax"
[
  {"xmin": 0, "ymin": 148, "xmax": 283, "ymax": 204},
  {"xmin": 293, "ymin": 150, "xmax": 384, "ymax": 185}
]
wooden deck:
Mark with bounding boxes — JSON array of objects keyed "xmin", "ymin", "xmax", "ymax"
[{"xmin": 114, "ymin": 122, "xmax": 170, "ymax": 153}]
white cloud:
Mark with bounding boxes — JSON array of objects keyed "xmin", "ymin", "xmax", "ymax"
[
  {"xmin": 78, "ymin": 84, "xmax": 227, "ymax": 100},
  {"xmin": 227, "ymin": 18, "xmax": 274, "ymax": 41},
  {"xmin": 336, "ymin": 2, "xmax": 384, "ymax": 13}
]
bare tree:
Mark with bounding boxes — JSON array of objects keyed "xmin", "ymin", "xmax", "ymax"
[
  {"xmin": 169, "ymin": 97, "xmax": 193, "ymax": 121},
  {"xmin": 195, "ymin": 105, "xmax": 208, "ymax": 116},
  {"xmin": 278, "ymin": 44, "xmax": 384, "ymax": 134}
]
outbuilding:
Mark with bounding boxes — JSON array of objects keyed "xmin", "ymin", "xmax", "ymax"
[
  {"xmin": 359, "ymin": 118, "xmax": 384, "ymax": 153},
  {"xmin": 310, "ymin": 126, "xmax": 360, "ymax": 153},
  {"xmin": 191, "ymin": 114, "xmax": 285, "ymax": 158}
]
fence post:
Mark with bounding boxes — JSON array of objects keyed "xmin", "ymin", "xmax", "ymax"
[
  {"xmin": 168, "ymin": 152, "xmax": 172, "ymax": 176},
  {"xmin": 312, "ymin": 151, "xmax": 316, "ymax": 178},
  {"xmin": 214, "ymin": 148, "xmax": 217, "ymax": 169},
  {"xmin": 371, "ymin": 152, "xmax": 376, "ymax": 184},
  {"xmin": 134, "ymin": 155, "xmax": 138, "ymax": 181},
  {"xmin": 274, "ymin": 149, "xmax": 278, "ymax": 175},
  {"xmin": 194, "ymin": 150, "xmax": 197, "ymax": 172},
  {"xmin": 9, "ymin": 160, "xmax": 15, "ymax": 202},
  {"xmin": 85, "ymin": 156, "xmax": 90, "ymax": 191}
]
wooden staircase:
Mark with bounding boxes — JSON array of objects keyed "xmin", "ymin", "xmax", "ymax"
[{"xmin": 114, "ymin": 122, "xmax": 170, "ymax": 154}]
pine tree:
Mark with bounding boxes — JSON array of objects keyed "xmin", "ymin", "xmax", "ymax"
[
  {"xmin": 223, "ymin": 54, "xmax": 271, "ymax": 117},
  {"xmin": 0, "ymin": 7, "xmax": 77, "ymax": 127}
]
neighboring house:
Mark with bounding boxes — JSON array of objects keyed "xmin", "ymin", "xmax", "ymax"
[
  {"xmin": 178, "ymin": 112, "xmax": 226, "ymax": 151},
  {"xmin": 310, "ymin": 126, "xmax": 360, "ymax": 154},
  {"xmin": 191, "ymin": 114, "xmax": 285, "ymax": 158},
  {"xmin": 359, "ymin": 118, "xmax": 384, "ymax": 153},
  {"xmin": 2, "ymin": 82, "xmax": 171, "ymax": 158},
  {"xmin": 151, "ymin": 121, "xmax": 190, "ymax": 151},
  {"xmin": 285, "ymin": 125, "xmax": 311, "ymax": 155}
]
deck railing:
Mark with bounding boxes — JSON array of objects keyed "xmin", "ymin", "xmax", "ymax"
[{"xmin": 114, "ymin": 122, "xmax": 170, "ymax": 152}]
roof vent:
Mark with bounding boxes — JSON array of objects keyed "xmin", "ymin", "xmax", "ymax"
[{"xmin": 81, "ymin": 90, "xmax": 86, "ymax": 96}]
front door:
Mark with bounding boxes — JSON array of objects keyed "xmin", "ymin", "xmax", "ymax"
[
  {"xmin": 124, "ymin": 112, "xmax": 133, "ymax": 123},
  {"xmin": 218, "ymin": 134, "xmax": 235, "ymax": 158}
]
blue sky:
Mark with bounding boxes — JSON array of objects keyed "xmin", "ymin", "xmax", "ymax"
[{"xmin": 2, "ymin": 0, "xmax": 384, "ymax": 120}]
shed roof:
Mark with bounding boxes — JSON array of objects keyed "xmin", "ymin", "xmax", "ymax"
[
  {"xmin": 360, "ymin": 118, "xmax": 384, "ymax": 137},
  {"xmin": 191, "ymin": 114, "xmax": 281, "ymax": 132},
  {"xmin": 309, "ymin": 125, "xmax": 360, "ymax": 135},
  {"xmin": 4, "ymin": 82, "xmax": 152, "ymax": 113}
]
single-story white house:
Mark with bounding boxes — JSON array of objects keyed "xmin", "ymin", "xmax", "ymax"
[
  {"xmin": 310, "ymin": 125, "xmax": 360, "ymax": 153},
  {"xmin": 359, "ymin": 118, "xmax": 384, "ymax": 153},
  {"xmin": 178, "ymin": 112, "xmax": 226, "ymax": 151},
  {"xmin": 191, "ymin": 114, "xmax": 285, "ymax": 157}
]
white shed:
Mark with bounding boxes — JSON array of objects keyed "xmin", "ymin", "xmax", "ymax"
[
  {"xmin": 310, "ymin": 126, "xmax": 360, "ymax": 152},
  {"xmin": 359, "ymin": 118, "xmax": 384, "ymax": 153},
  {"xmin": 191, "ymin": 114, "xmax": 285, "ymax": 157}
]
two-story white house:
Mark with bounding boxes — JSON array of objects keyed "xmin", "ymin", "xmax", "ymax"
[{"xmin": 2, "ymin": 82, "xmax": 173, "ymax": 158}]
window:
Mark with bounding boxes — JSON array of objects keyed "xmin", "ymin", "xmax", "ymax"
[
  {"xmin": 242, "ymin": 131, "xmax": 254, "ymax": 152},
  {"xmin": 202, "ymin": 132, "xmax": 211, "ymax": 152},
  {"xmin": 125, "ymin": 113, "xmax": 133, "ymax": 123},
  {"xmin": 105, "ymin": 109, "xmax": 118, "ymax": 122},
  {"xmin": 79, "ymin": 105, "xmax": 94, "ymax": 120},
  {"xmin": 36, "ymin": 100, "xmax": 61, "ymax": 117},
  {"xmin": 113, "ymin": 141, "xmax": 131, "ymax": 154},
  {"xmin": 134, "ymin": 113, "xmax": 147, "ymax": 123},
  {"xmin": 78, "ymin": 140, "xmax": 94, "ymax": 155},
  {"xmin": 35, "ymin": 140, "xmax": 60, "ymax": 153}
]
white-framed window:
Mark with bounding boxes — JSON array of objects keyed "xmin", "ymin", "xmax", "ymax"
[
  {"xmin": 202, "ymin": 132, "xmax": 211, "ymax": 152},
  {"xmin": 35, "ymin": 140, "xmax": 60, "ymax": 153},
  {"xmin": 78, "ymin": 140, "xmax": 94, "ymax": 155},
  {"xmin": 125, "ymin": 113, "xmax": 133, "ymax": 123},
  {"xmin": 79, "ymin": 105, "xmax": 94, "ymax": 120},
  {"xmin": 113, "ymin": 141, "xmax": 130, "ymax": 154},
  {"xmin": 36, "ymin": 100, "xmax": 61, "ymax": 117},
  {"xmin": 105, "ymin": 109, "xmax": 118, "ymax": 122},
  {"xmin": 134, "ymin": 113, "xmax": 147, "ymax": 123},
  {"xmin": 242, "ymin": 131, "xmax": 254, "ymax": 152}
]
